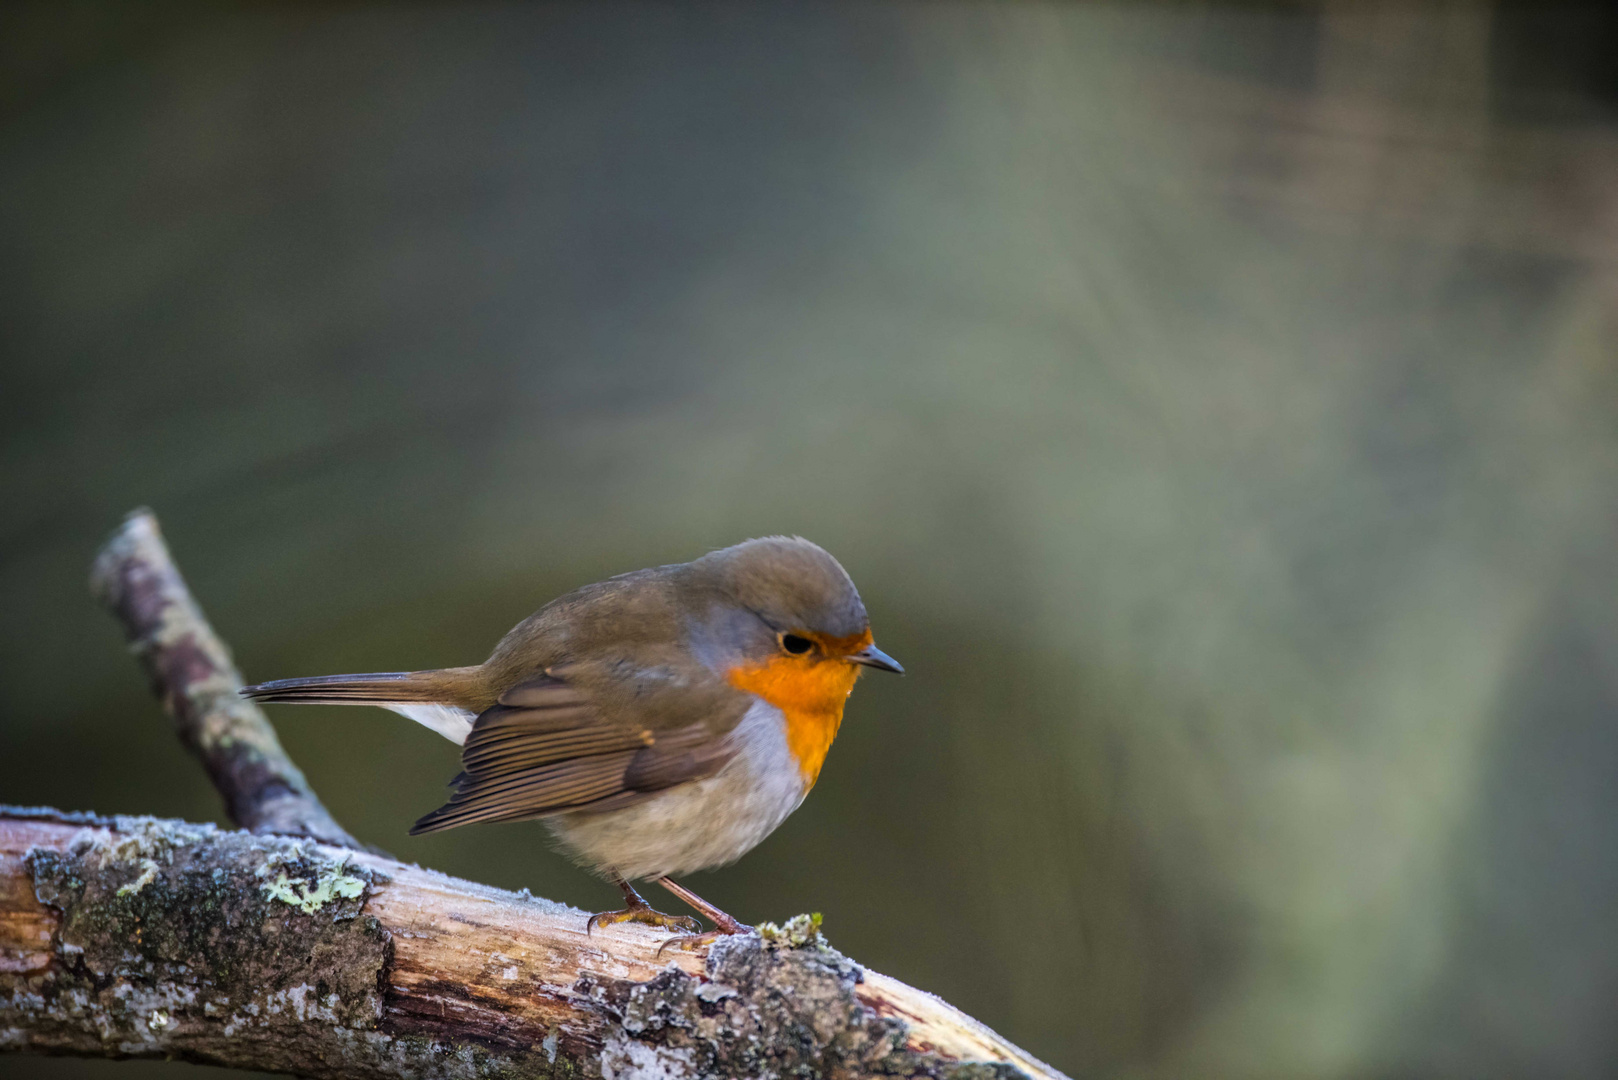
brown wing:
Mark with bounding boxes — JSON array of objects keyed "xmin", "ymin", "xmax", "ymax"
[{"xmin": 409, "ymin": 672, "xmax": 739, "ymax": 834}]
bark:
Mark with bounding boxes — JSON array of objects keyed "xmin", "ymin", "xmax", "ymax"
[
  {"xmin": 0, "ymin": 510, "xmax": 1069, "ymax": 1080},
  {"xmin": 0, "ymin": 807, "xmax": 1061, "ymax": 1080}
]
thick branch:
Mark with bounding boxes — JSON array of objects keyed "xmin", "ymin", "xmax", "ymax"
[
  {"xmin": 87, "ymin": 509, "xmax": 359, "ymax": 847},
  {"xmin": 0, "ymin": 807, "xmax": 1065, "ymax": 1080}
]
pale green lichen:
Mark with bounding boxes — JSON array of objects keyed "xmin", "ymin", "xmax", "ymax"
[
  {"xmin": 756, "ymin": 912, "xmax": 825, "ymax": 949},
  {"xmin": 117, "ymin": 859, "xmax": 160, "ymax": 897},
  {"xmin": 256, "ymin": 851, "xmax": 367, "ymax": 915}
]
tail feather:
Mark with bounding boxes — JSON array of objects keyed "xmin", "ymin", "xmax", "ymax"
[
  {"xmin": 240, "ymin": 666, "xmax": 484, "ymax": 707},
  {"xmin": 241, "ymin": 669, "xmax": 484, "ymax": 745},
  {"xmin": 241, "ymin": 671, "xmax": 433, "ymax": 705}
]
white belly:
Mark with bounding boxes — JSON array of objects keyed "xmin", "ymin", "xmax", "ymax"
[{"xmin": 544, "ymin": 698, "xmax": 808, "ymax": 880}]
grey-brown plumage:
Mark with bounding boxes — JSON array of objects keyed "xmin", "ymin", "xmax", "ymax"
[{"xmin": 240, "ymin": 536, "xmax": 901, "ymax": 880}]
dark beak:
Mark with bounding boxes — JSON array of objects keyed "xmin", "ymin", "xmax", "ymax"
[{"xmin": 848, "ymin": 643, "xmax": 904, "ymax": 674}]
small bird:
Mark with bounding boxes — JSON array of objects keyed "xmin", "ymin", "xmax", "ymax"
[{"xmin": 241, "ymin": 536, "xmax": 902, "ymax": 944}]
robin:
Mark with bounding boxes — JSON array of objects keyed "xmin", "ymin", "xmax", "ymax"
[{"xmin": 241, "ymin": 536, "xmax": 902, "ymax": 945}]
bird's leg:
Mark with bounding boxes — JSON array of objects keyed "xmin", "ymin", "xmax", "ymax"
[
  {"xmin": 653, "ymin": 876, "xmax": 754, "ymax": 953},
  {"xmin": 656, "ymin": 877, "xmax": 751, "ymax": 933},
  {"xmin": 585, "ymin": 872, "xmax": 702, "ymax": 936}
]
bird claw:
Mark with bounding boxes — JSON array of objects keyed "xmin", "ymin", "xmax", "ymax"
[
  {"xmin": 586, "ymin": 905, "xmax": 702, "ymax": 936},
  {"xmin": 655, "ymin": 925, "xmax": 755, "ymax": 956}
]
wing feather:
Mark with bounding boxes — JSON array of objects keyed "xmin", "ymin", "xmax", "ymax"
[
  {"xmin": 409, "ymin": 672, "xmax": 741, "ymax": 835},
  {"xmin": 411, "ymin": 752, "xmax": 640, "ymax": 831}
]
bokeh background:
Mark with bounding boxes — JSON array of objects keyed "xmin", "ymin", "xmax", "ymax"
[{"xmin": 4, "ymin": 2, "xmax": 1618, "ymax": 1077}]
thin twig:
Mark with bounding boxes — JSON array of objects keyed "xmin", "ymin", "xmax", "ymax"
[{"xmin": 87, "ymin": 508, "xmax": 360, "ymax": 847}]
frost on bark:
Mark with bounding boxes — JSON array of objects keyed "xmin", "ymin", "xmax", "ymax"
[{"xmin": 584, "ymin": 932, "xmax": 1027, "ymax": 1080}]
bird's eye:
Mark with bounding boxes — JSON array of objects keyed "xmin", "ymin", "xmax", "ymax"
[{"xmin": 780, "ymin": 633, "xmax": 814, "ymax": 656}]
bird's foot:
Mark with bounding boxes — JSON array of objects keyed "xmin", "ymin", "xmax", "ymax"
[
  {"xmin": 586, "ymin": 899, "xmax": 701, "ymax": 936},
  {"xmin": 651, "ymin": 876, "xmax": 753, "ymax": 954},
  {"xmin": 655, "ymin": 923, "xmax": 755, "ymax": 956},
  {"xmin": 588, "ymin": 873, "xmax": 702, "ymax": 936}
]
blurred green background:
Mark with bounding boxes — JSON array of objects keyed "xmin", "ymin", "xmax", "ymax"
[{"xmin": 4, "ymin": 2, "xmax": 1618, "ymax": 1077}]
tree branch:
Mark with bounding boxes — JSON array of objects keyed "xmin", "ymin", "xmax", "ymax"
[
  {"xmin": 87, "ymin": 509, "xmax": 359, "ymax": 848},
  {"xmin": 0, "ymin": 806, "xmax": 1062, "ymax": 1079},
  {"xmin": 0, "ymin": 511, "xmax": 1069, "ymax": 1079}
]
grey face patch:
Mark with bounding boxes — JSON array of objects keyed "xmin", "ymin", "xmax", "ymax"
[{"xmin": 685, "ymin": 600, "xmax": 779, "ymax": 676}]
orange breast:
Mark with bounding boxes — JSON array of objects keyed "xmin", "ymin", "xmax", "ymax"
[{"xmin": 726, "ymin": 657, "xmax": 861, "ymax": 789}]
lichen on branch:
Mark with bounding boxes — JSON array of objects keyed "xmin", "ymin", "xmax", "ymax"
[{"xmin": 12, "ymin": 815, "xmax": 392, "ymax": 1073}]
